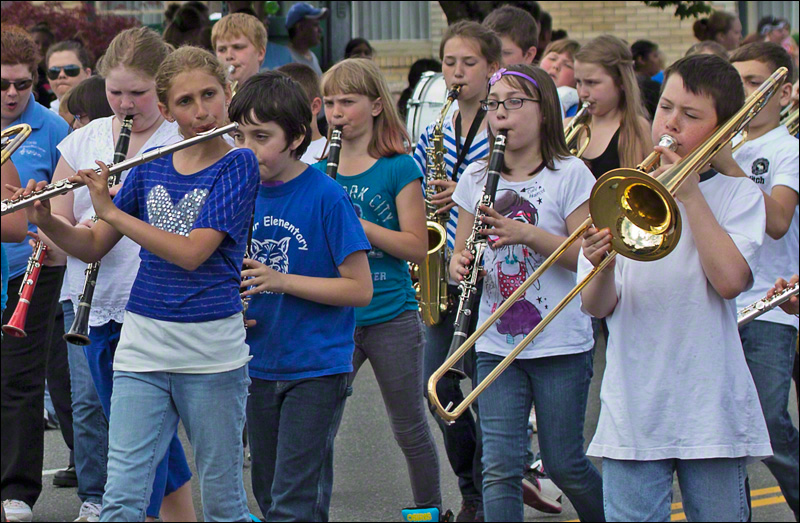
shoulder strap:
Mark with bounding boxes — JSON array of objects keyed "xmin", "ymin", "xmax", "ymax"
[{"xmin": 452, "ymin": 109, "xmax": 486, "ymax": 182}]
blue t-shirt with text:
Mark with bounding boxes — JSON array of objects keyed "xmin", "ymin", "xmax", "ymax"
[
  {"xmin": 114, "ymin": 148, "xmax": 259, "ymax": 322},
  {"xmin": 245, "ymin": 166, "xmax": 371, "ymax": 381},
  {"xmin": 316, "ymin": 154, "xmax": 423, "ymax": 326}
]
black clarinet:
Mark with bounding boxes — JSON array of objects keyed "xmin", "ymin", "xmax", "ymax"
[
  {"xmin": 444, "ymin": 130, "xmax": 507, "ymax": 379},
  {"xmin": 326, "ymin": 126, "xmax": 343, "ymax": 178},
  {"xmin": 64, "ymin": 116, "xmax": 133, "ymax": 346}
]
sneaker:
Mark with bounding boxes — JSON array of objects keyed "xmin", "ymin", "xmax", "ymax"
[
  {"xmin": 456, "ymin": 499, "xmax": 483, "ymax": 522},
  {"xmin": 529, "ymin": 406, "xmax": 537, "ymax": 433},
  {"xmin": 2, "ymin": 500, "xmax": 33, "ymax": 522},
  {"xmin": 44, "ymin": 408, "xmax": 59, "ymax": 430},
  {"xmin": 531, "ymin": 457, "xmax": 564, "ymax": 505},
  {"xmin": 522, "ymin": 466, "xmax": 562, "ymax": 514},
  {"xmin": 74, "ymin": 501, "xmax": 101, "ymax": 522},
  {"xmin": 53, "ymin": 465, "xmax": 78, "ymax": 488}
]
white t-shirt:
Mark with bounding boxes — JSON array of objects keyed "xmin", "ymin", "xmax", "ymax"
[
  {"xmin": 57, "ymin": 116, "xmax": 182, "ymax": 326},
  {"xmin": 578, "ymin": 173, "xmax": 772, "ymax": 461},
  {"xmin": 733, "ymin": 125, "xmax": 799, "ymax": 328},
  {"xmin": 301, "ymin": 136, "xmax": 327, "ymax": 165},
  {"xmin": 452, "ymin": 155, "xmax": 595, "ymax": 359}
]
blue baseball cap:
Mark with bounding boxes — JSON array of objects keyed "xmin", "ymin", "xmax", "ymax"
[{"xmin": 286, "ymin": 2, "xmax": 328, "ymax": 30}]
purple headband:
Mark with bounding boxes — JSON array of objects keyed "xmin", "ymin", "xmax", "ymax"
[{"xmin": 489, "ymin": 68, "xmax": 539, "ymax": 88}]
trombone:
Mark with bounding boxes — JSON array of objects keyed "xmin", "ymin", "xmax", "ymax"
[
  {"xmin": 2, "ymin": 124, "xmax": 32, "ymax": 165},
  {"xmin": 564, "ymin": 102, "xmax": 591, "ymax": 157},
  {"xmin": 781, "ymin": 101, "xmax": 798, "ymax": 136},
  {"xmin": 428, "ymin": 67, "xmax": 788, "ymax": 423}
]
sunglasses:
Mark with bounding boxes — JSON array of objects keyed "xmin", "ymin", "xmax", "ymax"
[
  {"xmin": 47, "ymin": 65, "xmax": 82, "ymax": 80},
  {"xmin": 0, "ymin": 78, "xmax": 34, "ymax": 92}
]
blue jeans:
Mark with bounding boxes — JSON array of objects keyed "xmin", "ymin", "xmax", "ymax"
[
  {"xmin": 247, "ymin": 374, "xmax": 349, "ymax": 522},
  {"xmin": 739, "ymin": 320, "xmax": 799, "ymax": 519},
  {"xmin": 101, "ymin": 367, "xmax": 250, "ymax": 522},
  {"xmin": 603, "ymin": 457, "xmax": 749, "ymax": 522},
  {"xmin": 63, "ymin": 301, "xmax": 108, "ymax": 506},
  {"xmin": 423, "ymin": 311, "xmax": 483, "ymax": 504},
  {"xmin": 476, "ymin": 350, "xmax": 604, "ymax": 522},
  {"xmin": 86, "ymin": 321, "xmax": 191, "ymax": 518}
]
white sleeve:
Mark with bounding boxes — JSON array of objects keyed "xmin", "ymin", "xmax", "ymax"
[
  {"xmin": 771, "ymin": 140, "xmax": 799, "ymax": 195},
  {"xmin": 559, "ymin": 158, "xmax": 595, "ymax": 219},
  {"xmin": 452, "ymin": 161, "xmax": 486, "ymax": 213},
  {"xmin": 721, "ymin": 179, "xmax": 766, "ymax": 287}
]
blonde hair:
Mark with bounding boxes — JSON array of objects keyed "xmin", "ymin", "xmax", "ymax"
[
  {"xmin": 97, "ymin": 27, "xmax": 172, "ymax": 79},
  {"xmin": 156, "ymin": 46, "xmax": 228, "ymax": 106},
  {"xmin": 211, "ymin": 13, "xmax": 267, "ymax": 52},
  {"xmin": 321, "ymin": 58, "xmax": 410, "ymax": 157},
  {"xmin": 574, "ymin": 35, "xmax": 650, "ymax": 168}
]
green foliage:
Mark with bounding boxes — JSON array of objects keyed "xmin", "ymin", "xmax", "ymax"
[{"xmin": 642, "ymin": 1, "xmax": 713, "ymax": 20}]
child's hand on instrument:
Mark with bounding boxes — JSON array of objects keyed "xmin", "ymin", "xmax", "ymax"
[
  {"xmin": 478, "ymin": 205, "xmax": 532, "ymax": 248},
  {"xmin": 582, "ymin": 226, "xmax": 615, "ymax": 269},
  {"xmin": 429, "ymin": 179, "xmax": 457, "ymax": 214},
  {"xmin": 769, "ymin": 275, "xmax": 799, "ymax": 315},
  {"xmin": 72, "ymin": 161, "xmax": 116, "ymax": 220},
  {"xmin": 451, "ymin": 248, "xmax": 485, "ymax": 282},
  {"xmin": 241, "ymin": 258, "xmax": 286, "ymax": 296},
  {"xmin": 26, "ymin": 231, "xmax": 65, "ymax": 266},
  {"xmin": 11, "ymin": 179, "xmax": 53, "ymax": 226}
]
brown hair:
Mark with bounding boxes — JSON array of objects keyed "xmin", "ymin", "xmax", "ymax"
[
  {"xmin": 46, "ymin": 40, "xmax": 94, "ymax": 70},
  {"xmin": 693, "ymin": 11, "xmax": 737, "ymax": 42},
  {"xmin": 542, "ymin": 39, "xmax": 581, "ymax": 61},
  {"xmin": 664, "ymin": 54, "xmax": 744, "ymax": 125},
  {"xmin": 483, "ymin": 5, "xmax": 539, "ymax": 55},
  {"xmin": 486, "ymin": 64, "xmax": 570, "ymax": 172},
  {"xmin": 155, "ymin": 46, "xmax": 228, "ymax": 106},
  {"xmin": 684, "ymin": 40, "xmax": 729, "ymax": 60},
  {"xmin": 321, "ymin": 58, "xmax": 410, "ymax": 157},
  {"xmin": 277, "ymin": 62, "xmax": 322, "ymax": 103},
  {"xmin": 211, "ymin": 13, "xmax": 267, "ymax": 52},
  {"xmin": 730, "ymin": 41, "xmax": 796, "ymax": 84},
  {"xmin": 97, "ymin": 27, "xmax": 172, "ymax": 79},
  {"xmin": 574, "ymin": 35, "xmax": 650, "ymax": 168},
  {"xmin": 439, "ymin": 20, "xmax": 502, "ymax": 66},
  {"xmin": 1, "ymin": 27, "xmax": 40, "ymax": 84}
]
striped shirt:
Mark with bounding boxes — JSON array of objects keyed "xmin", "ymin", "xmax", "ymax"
[
  {"xmin": 413, "ymin": 117, "xmax": 489, "ymax": 251},
  {"xmin": 114, "ymin": 147, "xmax": 259, "ymax": 322}
]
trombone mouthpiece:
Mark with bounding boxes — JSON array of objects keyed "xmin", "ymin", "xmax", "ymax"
[{"xmin": 658, "ymin": 134, "xmax": 677, "ymax": 151}]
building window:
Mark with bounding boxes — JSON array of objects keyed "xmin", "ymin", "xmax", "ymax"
[
  {"xmin": 352, "ymin": 1, "xmax": 430, "ymax": 41},
  {"xmin": 95, "ymin": 1, "xmax": 165, "ymax": 27}
]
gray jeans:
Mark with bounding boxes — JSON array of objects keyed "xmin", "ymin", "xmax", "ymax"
[{"xmin": 350, "ymin": 310, "xmax": 442, "ymax": 510}]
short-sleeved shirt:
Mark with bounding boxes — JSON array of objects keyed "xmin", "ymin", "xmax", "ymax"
[
  {"xmin": 413, "ymin": 119, "xmax": 489, "ymax": 252},
  {"xmin": 733, "ymin": 125, "xmax": 799, "ymax": 328},
  {"xmin": 578, "ymin": 173, "xmax": 772, "ymax": 461},
  {"xmin": 114, "ymin": 147, "xmax": 259, "ymax": 322},
  {"xmin": 261, "ymin": 42, "xmax": 294, "ymax": 71},
  {"xmin": 300, "ymin": 136, "xmax": 327, "ymax": 165},
  {"xmin": 245, "ymin": 166, "xmax": 371, "ymax": 381},
  {"xmin": 453, "ymin": 156, "xmax": 596, "ymax": 359},
  {"xmin": 2, "ymin": 93, "xmax": 69, "ymax": 278},
  {"xmin": 57, "ymin": 116, "xmax": 182, "ymax": 326},
  {"xmin": 316, "ymin": 154, "xmax": 422, "ymax": 326}
]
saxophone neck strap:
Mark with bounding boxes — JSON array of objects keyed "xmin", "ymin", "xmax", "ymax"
[{"xmin": 453, "ymin": 108, "xmax": 486, "ymax": 182}]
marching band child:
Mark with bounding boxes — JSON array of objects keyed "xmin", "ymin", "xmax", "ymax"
[
  {"xmin": 729, "ymin": 41, "xmax": 799, "ymax": 521},
  {"xmin": 482, "ymin": 5, "xmax": 539, "ymax": 66},
  {"xmin": 318, "ymin": 57, "xmax": 445, "ymax": 520},
  {"xmin": 570, "ymin": 35, "xmax": 652, "ymax": 178},
  {"xmin": 46, "ymin": 27, "xmax": 194, "ymax": 523},
  {"xmin": 580, "ymin": 53, "xmax": 771, "ymax": 522},
  {"xmin": 229, "ymin": 70, "xmax": 372, "ymax": 522},
  {"xmin": 21, "ymin": 46, "xmax": 259, "ymax": 521},
  {"xmin": 540, "ymin": 39, "xmax": 581, "ymax": 117},
  {"xmin": 275, "ymin": 63, "xmax": 327, "ymax": 163},
  {"xmin": 212, "ymin": 12, "xmax": 266, "ymax": 90},
  {"xmin": 451, "ymin": 64, "xmax": 603, "ymax": 523},
  {"xmin": 412, "ymin": 21, "xmax": 501, "ymax": 520}
]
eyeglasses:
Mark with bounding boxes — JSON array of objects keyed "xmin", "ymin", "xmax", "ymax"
[
  {"xmin": 47, "ymin": 65, "xmax": 82, "ymax": 80},
  {"xmin": 481, "ymin": 98, "xmax": 539, "ymax": 111},
  {"xmin": 0, "ymin": 78, "xmax": 34, "ymax": 92}
]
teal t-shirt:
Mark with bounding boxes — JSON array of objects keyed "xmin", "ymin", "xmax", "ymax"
[{"xmin": 316, "ymin": 154, "xmax": 423, "ymax": 327}]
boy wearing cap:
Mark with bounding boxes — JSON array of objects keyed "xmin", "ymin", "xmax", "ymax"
[{"xmin": 286, "ymin": 2, "xmax": 328, "ymax": 76}]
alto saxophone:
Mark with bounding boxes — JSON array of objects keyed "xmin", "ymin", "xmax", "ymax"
[{"xmin": 414, "ymin": 85, "xmax": 461, "ymax": 327}]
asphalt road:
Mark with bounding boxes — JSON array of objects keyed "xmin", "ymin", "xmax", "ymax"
[{"xmin": 31, "ymin": 338, "xmax": 799, "ymax": 522}]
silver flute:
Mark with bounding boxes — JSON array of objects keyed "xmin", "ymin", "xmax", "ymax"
[
  {"xmin": 737, "ymin": 282, "xmax": 799, "ymax": 326},
  {"xmin": 1, "ymin": 123, "xmax": 238, "ymax": 216}
]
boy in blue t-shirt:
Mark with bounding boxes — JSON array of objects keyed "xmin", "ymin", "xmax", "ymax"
[{"xmin": 229, "ymin": 71, "xmax": 372, "ymax": 522}]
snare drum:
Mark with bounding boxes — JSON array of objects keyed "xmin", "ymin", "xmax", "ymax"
[{"xmin": 406, "ymin": 72, "xmax": 450, "ymax": 144}]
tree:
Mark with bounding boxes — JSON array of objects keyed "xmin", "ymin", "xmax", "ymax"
[
  {"xmin": 0, "ymin": 1, "xmax": 139, "ymax": 65},
  {"xmin": 437, "ymin": 1, "xmax": 540, "ymax": 25},
  {"xmin": 642, "ymin": 1, "xmax": 712, "ymax": 20}
]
